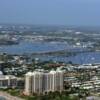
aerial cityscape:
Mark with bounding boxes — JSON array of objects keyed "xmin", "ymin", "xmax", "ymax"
[
  {"xmin": 0, "ymin": 0, "xmax": 100, "ymax": 100},
  {"xmin": 0, "ymin": 24, "xmax": 100, "ymax": 100}
]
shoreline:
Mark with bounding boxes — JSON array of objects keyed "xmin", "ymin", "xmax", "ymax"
[{"xmin": 0, "ymin": 91, "xmax": 24, "ymax": 100}]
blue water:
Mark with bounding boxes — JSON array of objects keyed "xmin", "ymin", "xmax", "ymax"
[
  {"xmin": 0, "ymin": 41, "xmax": 100, "ymax": 64},
  {"xmin": 0, "ymin": 42, "xmax": 69, "ymax": 54},
  {"xmin": 33, "ymin": 51, "xmax": 100, "ymax": 64}
]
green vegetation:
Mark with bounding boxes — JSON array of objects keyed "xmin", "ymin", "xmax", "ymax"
[
  {"xmin": 0, "ymin": 89, "xmax": 81, "ymax": 100},
  {"xmin": 22, "ymin": 92, "xmax": 80, "ymax": 100}
]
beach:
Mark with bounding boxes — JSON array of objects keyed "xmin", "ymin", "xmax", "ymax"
[{"xmin": 0, "ymin": 91, "xmax": 24, "ymax": 100}]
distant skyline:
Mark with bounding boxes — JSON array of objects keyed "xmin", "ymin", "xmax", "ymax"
[{"xmin": 0, "ymin": 0, "xmax": 100, "ymax": 26}]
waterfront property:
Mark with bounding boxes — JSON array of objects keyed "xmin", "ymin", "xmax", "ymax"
[{"xmin": 24, "ymin": 69, "xmax": 64, "ymax": 95}]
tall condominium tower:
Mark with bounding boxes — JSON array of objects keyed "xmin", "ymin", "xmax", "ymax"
[
  {"xmin": 24, "ymin": 70, "xmax": 64, "ymax": 95},
  {"xmin": 32, "ymin": 71, "xmax": 43, "ymax": 94},
  {"xmin": 56, "ymin": 69, "xmax": 64, "ymax": 92},
  {"xmin": 43, "ymin": 69, "xmax": 63, "ymax": 92},
  {"xmin": 25, "ymin": 71, "xmax": 43, "ymax": 95},
  {"xmin": 25, "ymin": 72, "xmax": 33, "ymax": 95}
]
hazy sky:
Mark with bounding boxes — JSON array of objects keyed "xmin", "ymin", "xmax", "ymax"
[{"xmin": 0, "ymin": 0, "xmax": 100, "ymax": 26}]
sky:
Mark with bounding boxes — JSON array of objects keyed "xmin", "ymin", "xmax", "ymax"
[{"xmin": 0, "ymin": 0, "xmax": 100, "ymax": 26}]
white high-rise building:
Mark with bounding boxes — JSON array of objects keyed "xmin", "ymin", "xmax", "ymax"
[
  {"xmin": 25, "ymin": 72, "xmax": 32, "ymax": 95},
  {"xmin": 31, "ymin": 71, "xmax": 43, "ymax": 94},
  {"xmin": 25, "ymin": 71, "xmax": 43, "ymax": 95},
  {"xmin": 24, "ymin": 70, "xmax": 64, "ymax": 95},
  {"xmin": 43, "ymin": 69, "xmax": 63, "ymax": 92},
  {"xmin": 56, "ymin": 69, "xmax": 64, "ymax": 92}
]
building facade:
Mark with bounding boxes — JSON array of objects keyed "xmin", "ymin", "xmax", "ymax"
[
  {"xmin": 25, "ymin": 70, "xmax": 64, "ymax": 95},
  {"xmin": 0, "ymin": 75, "xmax": 17, "ymax": 88}
]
